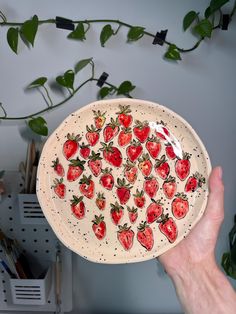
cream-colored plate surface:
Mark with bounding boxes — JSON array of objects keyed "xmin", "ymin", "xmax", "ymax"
[{"xmin": 37, "ymin": 98, "xmax": 211, "ymax": 264}]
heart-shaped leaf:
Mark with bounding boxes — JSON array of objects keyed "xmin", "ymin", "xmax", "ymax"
[
  {"xmin": 117, "ymin": 81, "xmax": 136, "ymax": 95},
  {"xmin": 204, "ymin": 6, "xmax": 212, "ymax": 18},
  {"xmin": 56, "ymin": 70, "xmax": 74, "ymax": 89},
  {"xmin": 164, "ymin": 45, "xmax": 181, "ymax": 61},
  {"xmin": 210, "ymin": 0, "xmax": 229, "ymax": 14},
  {"xmin": 27, "ymin": 77, "xmax": 47, "ymax": 89},
  {"xmin": 67, "ymin": 22, "xmax": 86, "ymax": 41},
  {"xmin": 193, "ymin": 19, "xmax": 213, "ymax": 38},
  {"xmin": 74, "ymin": 58, "xmax": 92, "ymax": 74},
  {"xmin": 7, "ymin": 27, "xmax": 19, "ymax": 54},
  {"xmin": 127, "ymin": 26, "xmax": 145, "ymax": 42},
  {"xmin": 28, "ymin": 117, "xmax": 48, "ymax": 136},
  {"xmin": 100, "ymin": 24, "xmax": 113, "ymax": 47},
  {"xmin": 99, "ymin": 87, "xmax": 114, "ymax": 99},
  {"xmin": 183, "ymin": 11, "xmax": 198, "ymax": 31},
  {"xmin": 21, "ymin": 15, "xmax": 38, "ymax": 46}
]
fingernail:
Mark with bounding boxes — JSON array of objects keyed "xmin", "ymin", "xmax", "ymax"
[{"xmin": 217, "ymin": 166, "xmax": 223, "ymax": 179}]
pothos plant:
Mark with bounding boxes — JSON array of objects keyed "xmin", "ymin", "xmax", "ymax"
[{"xmin": 0, "ymin": 0, "xmax": 235, "ymax": 136}]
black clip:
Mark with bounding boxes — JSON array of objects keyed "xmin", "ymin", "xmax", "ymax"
[
  {"xmin": 97, "ymin": 72, "xmax": 109, "ymax": 87},
  {"xmin": 56, "ymin": 16, "xmax": 75, "ymax": 31},
  {"xmin": 221, "ymin": 14, "xmax": 230, "ymax": 30},
  {"xmin": 152, "ymin": 29, "xmax": 168, "ymax": 46}
]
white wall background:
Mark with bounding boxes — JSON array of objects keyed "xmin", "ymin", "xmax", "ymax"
[{"xmin": 0, "ymin": 0, "xmax": 236, "ymax": 313}]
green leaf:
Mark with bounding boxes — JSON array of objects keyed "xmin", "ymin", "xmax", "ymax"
[
  {"xmin": 164, "ymin": 45, "xmax": 181, "ymax": 61},
  {"xmin": 28, "ymin": 117, "xmax": 48, "ymax": 136},
  {"xmin": 74, "ymin": 58, "xmax": 92, "ymax": 74},
  {"xmin": 56, "ymin": 70, "xmax": 74, "ymax": 90},
  {"xmin": 193, "ymin": 19, "xmax": 213, "ymax": 38},
  {"xmin": 117, "ymin": 81, "xmax": 136, "ymax": 95},
  {"xmin": 99, "ymin": 87, "xmax": 112, "ymax": 99},
  {"xmin": 221, "ymin": 252, "xmax": 236, "ymax": 279},
  {"xmin": 67, "ymin": 22, "xmax": 86, "ymax": 41},
  {"xmin": 21, "ymin": 15, "xmax": 38, "ymax": 46},
  {"xmin": 100, "ymin": 24, "xmax": 113, "ymax": 47},
  {"xmin": 0, "ymin": 170, "xmax": 5, "ymax": 179},
  {"xmin": 204, "ymin": 7, "xmax": 212, "ymax": 18},
  {"xmin": 7, "ymin": 27, "xmax": 19, "ymax": 54},
  {"xmin": 210, "ymin": 0, "xmax": 229, "ymax": 14},
  {"xmin": 183, "ymin": 11, "xmax": 198, "ymax": 31},
  {"xmin": 127, "ymin": 26, "xmax": 145, "ymax": 42},
  {"xmin": 27, "ymin": 77, "xmax": 47, "ymax": 89}
]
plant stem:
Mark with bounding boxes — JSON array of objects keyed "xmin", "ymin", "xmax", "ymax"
[{"xmin": 42, "ymin": 86, "xmax": 53, "ymax": 107}]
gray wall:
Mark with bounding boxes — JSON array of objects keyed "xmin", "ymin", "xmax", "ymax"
[{"xmin": 0, "ymin": 0, "xmax": 236, "ymax": 313}]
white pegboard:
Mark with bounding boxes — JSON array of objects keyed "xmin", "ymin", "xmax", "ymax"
[{"xmin": 0, "ymin": 171, "xmax": 73, "ymax": 312}]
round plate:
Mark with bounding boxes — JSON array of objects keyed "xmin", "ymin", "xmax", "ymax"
[{"xmin": 37, "ymin": 98, "xmax": 211, "ymax": 264}]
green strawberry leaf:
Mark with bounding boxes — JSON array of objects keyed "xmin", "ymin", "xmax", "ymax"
[
  {"xmin": 100, "ymin": 24, "xmax": 114, "ymax": 47},
  {"xmin": 28, "ymin": 116, "xmax": 48, "ymax": 136},
  {"xmin": 7, "ymin": 27, "xmax": 19, "ymax": 54},
  {"xmin": 27, "ymin": 77, "xmax": 47, "ymax": 89},
  {"xmin": 74, "ymin": 58, "xmax": 93, "ymax": 74},
  {"xmin": 117, "ymin": 81, "xmax": 136, "ymax": 95},
  {"xmin": 164, "ymin": 45, "xmax": 181, "ymax": 61},
  {"xmin": 183, "ymin": 11, "xmax": 198, "ymax": 31},
  {"xmin": 193, "ymin": 19, "xmax": 213, "ymax": 38},
  {"xmin": 20, "ymin": 15, "xmax": 38, "ymax": 46},
  {"xmin": 210, "ymin": 0, "xmax": 229, "ymax": 14},
  {"xmin": 67, "ymin": 22, "xmax": 86, "ymax": 41},
  {"xmin": 127, "ymin": 26, "xmax": 145, "ymax": 42}
]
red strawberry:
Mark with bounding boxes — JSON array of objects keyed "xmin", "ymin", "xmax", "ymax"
[
  {"xmin": 92, "ymin": 214, "xmax": 106, "ymax": 240},
  {"xmin": 93, "ymin": 110, "xmax": 106, "ymax": 129},
  {"xmin": 158, "ymin": 214, "xmax": 178, "ymax": 243},
  {"xmin": 126, "ymin": 140, "xmax": 143, "ymax": 162},
  {"xmin": 117, "ymin": 223, "xmax": 134, "ymax": 251},
  {"xmin": 123, "ymin": 161, "xmax": 138, "ymax": 184},
  {"xmin": 110, "ymin": 202, "xmax": 124, "ymax": 225},
  {"xmin": 127, "ymin": 206, "xmax": 138, "ymax": 224},
  {"xmin": 67, "ymin": 158, "xmax": 86, "ymax": 182},
  {"xmin": 52, "ymin": 178, "xmax": 66, "ymax": 199},
  {"xmin": 118, "ymin": 127, "xmax": 132, "ymax": 146},
  {"xmin": 99, "ymin": 168, "xmax": 114, "ymax": 190},
  {"xmin": 63, "ymin": 133, "xmax": 81, "ymax": 159},
  {"xmin": 116, "ymin": 178, "xmax": 132, "ymax": 205},
  {"xmin": 79, "ymin": 175, "xmax": 95, "ymax": 199},
  {"xmin": 52, "ymin": 158, "xmax": 64, "ymax": 177},
  {"xmin": 116, "ymin": 104, "xmax": 133, "ymax": 128},
  {"xmin": 175, "ymin": 152, "xmax": 191, "ymax": 181},
  {"xmin": 155, "ymin": 155, "xmax": 170, "ymax": 180},
  {"xmin": 172, "ymin": 193, "xmax": 189, "ymax": 219},
  {"xmin": 146, "ymin": 135, "xmax": 161, "ymax": 159},
  {"xmin": 70, "ymin": 195, "xmax": 85, "ymax": 219},
  {"xmin": 88, "ymin": 151, "xmax": 102, "ymax": 177},
  {"xmin": 165, "ymin": 144, "xmax": 176, "ymax": 159},
  {"xmin": 79, "ymin": 143, "xmax": 90, "ymax": 159},
  {"xmin": 162, "ymin": 176, "xmax": 177, "ymax": 199},
  {"xmin": 138, "ymin": 153, "xmax": 153, "ymax": 177},
  {"xmin": 133, "ymin": 120, "xmax": 150, "ymax": 143},
  {"xmin": 96, "ymin": 192, "xmax": 106, "ymax": 210},
  {"xmin": 103, "ymin": 117, "xmax": 120, "ymax": 142},
  {"xmin": 143, "ymin": 176, "xmax": 159, "ymax": 198},
  {"xmin": 155, "ymin": 120, "xmax": 170, "ymax": 140},
  {"xmin": 185, "ymin": 172, "xmax": 206, "ymax": 192},
  {"xmin": 86, "ymin": 125, "xmax": 100, "ymax": 146},
  {"xmin": 100, "ymin": 142, "xmax": 122, "ymax": 168},
  {"xmin": 146, "ymin": 199, "xmax": 163, "ymax": 223},
  {"xmin": 133, "ymin": 189, "xmax": 146, "ymax": 208},
  {"xmin": 137, "ymin": 221, "xmax": 154, "ymax": 251}
]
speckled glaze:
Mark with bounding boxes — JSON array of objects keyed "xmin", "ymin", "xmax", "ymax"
[{"xmin": 36, "ymin": 98, "xmax": 211, "ymax": 264}]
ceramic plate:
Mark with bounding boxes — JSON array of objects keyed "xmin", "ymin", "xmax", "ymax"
[{"xmin": 37, "ymin": 98, "xmax": 211, "ymax": 264}]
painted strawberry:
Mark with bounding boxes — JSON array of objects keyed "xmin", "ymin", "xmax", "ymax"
[
  {"xmin": 93, "ymin": 110, "xmax": 106, "ymax": 129},
  {"xmin": 163, "ymin": 176, "xmax": 177, "ymax": 199},
  {"xmin": 146, "ymin": 135, "xmax": 161, "ymax": 159},
  {"xmin": 96, "ymin": 192, "xmax": 106, "ymax": 210},
  {"xmin": 185, "ymin": 172, "xmax": 206, "ymax": 192},
  {"xmin": 143, "ymin": 176, "xmax": 159, "ymax": 198},
  {"xmin": 137, "ymin": 221, "xmax": 154, "ymax": 251},
  {"xmin": 63, "ymin": 133, "xmax": 81, "ymax": 159},
  {"xmin": 172, "ymin": 193, "xmax": 189, "ymax": 219},
  {"xmin": 127, "ymin": 206, "xmax": 138, "ymax": 224},
  {"xmin": 110, "ymin": 202, "xmax": 124, "ymax": 225},
  {"xmin": 133, "ymin": 120, "xmax": 150, "ymax": 143},
  {"xmin": 116, "ymin": 178, "xmax": 132, "ymax": 205},
  {"xmin": 175, "ymin": 152, "xmax": 191, "ymax": 181},
  {"xmin": 118, "ymin": 127, "xmax": 132, "ymax": 146},
  {"xmin": 146, "ymin": 199, "xmax": 163, "ymax": 224},
  {"xmin": 100, "ymin": 142, "xmax": 122, "ymax": 168},
  {"xmin": 116, "ymin": 104, "xmax": 133, "ymax": 128},
  {"xmin": 155, "ymin": 155, "xmax": 170, "ymax": 180},
  {"xmin": 52, "ymin": 178, "xmax": 66, "ymax": 199},
  {"xmin": 86, "ymin": 125, "xmax": 100, "ymax": 146},
  {"xmin": 99, "ymin": 168, "xmax": 114, "ymax": 190},
  {"xmin": 126, "ymin": 140, "xmax": 143, "ymax": 162},
  {"xmin": 138, "ymin": 153, "xmax": 153, "ymax": 177},
  {"xmin": 165, "ymin": 144, "xmax": 176, "ymax": 159},
  {"xmin": 103, "ymin": 117, "xmax": 120, "ymax": 142},
  {"xmin": 117, "ymin": 223, "xmax": 134, "ymax": 251},
  {"xmin": 155, "ymin": 120, "xmax": 170, "ymax": 140},
  {"xmin": 92, "ymin": 214, "xmax": 106, "ymax": 240},
  {"xmin": 67, "ymin": 157, "xmax": 86, "ymax": 182},
  {"xmin": 157, "ymin": 214, "xmax": 178, "ymax": 243},
  {"xmin": 79, "ymin": 143, "xmax": 90, "ymax": 159},
  {"xmin": 70, "ymin": 195, "xmax": 85, "ymax": 219},
  {"xmin": 52, "ymin": 158, "xmax": 64, "ymax": 177},
  {"xmin": 79, "ymin": 175, "xmax": 95, "ymax": 199},
  {"xmin": 88, "ymin": 151, "xmax": 102, "ymax": 177},
  {"xmin": 133, "ymin": 189, "xmax": 146, "ymax": 208},
  {"xmin": 123, "ymin": 161, "xmax": 138, "ymax": 184}
]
